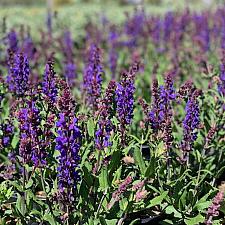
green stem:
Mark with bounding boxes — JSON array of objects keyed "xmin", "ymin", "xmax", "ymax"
[
  {"xmin": 95, "ymin": 189, "xmax": 107, "ymax": 219},
  {"xmin": 40, "ymin": 169, "xmax": 56, "ymax": 223},
  {"xmin": 22, "ymin": 165, "xmax": 27, "ymax": 222}
]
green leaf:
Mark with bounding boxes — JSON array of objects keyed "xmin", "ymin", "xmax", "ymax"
[
  {"xmin": 99, "ymin": 167, "xmax": 109, "ymax": 190},
  {"xmin": 147, "ymin": 191, "xmax": 168, "ymax": 208},
  {"xmin": 145, "ymin": 156, "xmax": 156, "ymax": 178},
  {"xmin": 16, "ymin": 193, "xmax": 26, "ymax": 216},
  {"xmin": 109, "ymin": 150, "xmax": 121, "ymax": 174},
  {"xmin": 212, "ymin": 219, "xmax": 223, "ymax": 225},
  {"xmin": 30, "ymin": 209, "xmax": 42, "ymax": 216},
  {"xmin": 25, "ymin": 190, "xmax": 34, "ymax": 208},
  {"xmin": 165, "ymin": 205, "xmax": 182, "ymax": 218},
  {"xmin": 81, "ymin": 143, "xmax": 92, "ymax": 167},
  {"xmin": 25, "ymin": 178, "xmax": 33, "ymax": 189},
  {"xmin": 83, "ymin": 165, "xmax": 93, "ymax": 187},
  {"xmin": 12, "ymin": 135, "xmax": 19, "ymax": 149},
  {"xmin": 184, "ymin": 214, "xmax": 204, "ymax": 225},
  {"xmin": 112, "ymin": 165, "xmax": 122, "ymax": 184},
  {"xmin": 105, "ymin": 219, "xmax": 118, "ymax": 225},
  {"xmin": 119, "ymin": 198, "xmax": 128, "ymax": 211},
  {"xmin": 194, "ymin": 192, "xmax": 212, "ymax": 211},
  {"xmin": 216, "ymin": 165, "xmax": 225, "ymax": 179},
  {"xmin": 43, "ymin": 214, "xmax": 56, "ymax": 225},
  {"xmin": 87, "ymin": 118, "xmax": 95, "ymax": 137},
  {"xmin": 133, "ymin": 145, "xmax": 146, "ymax": 175},
  {"xmin": 155, "ymin": 141, "xmax": 166, "ymax": 157},
  {"xmin": 6, "ymin": 186, "xmax": 13, "ymax": 199}
]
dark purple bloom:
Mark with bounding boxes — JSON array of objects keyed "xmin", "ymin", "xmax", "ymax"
[
  {"xmin": 177, "ymin": 80, "xmax": 194, "ymax": 99},
  {"xmin": 158, "ymin": 73, "xmax": 176, "ymax": 124},
  {"xmin": 108, "ymin": 26, "xmax": 119, "ymax": 79},
  {"xmin": 22, "ymin": 35, "xmax": 36, "ymax": 60},
  {"xmin": 95, "ymin": 81, "xmax": 116, "ymax": 150},
  {"xmin": 1, "ymin": 120, "xmax": 14, "ymax": 147},
  {"xmin": 124, "ymin": 9, "xmax": 145, "ymax": 38},
  {"xmin": 64, "ymin": 62, "xmax": 76, "ymax": 86},
  {"xmin": 218, "ymin": 63, "xmax": 225, "ymax": 96},
  {"xmin": 7, "ymin": 30, "xmax": 18, "ymax": 52},
  {"xmin": 63, "ymin": 30, "xmax": 73, "ymax": 61},
  {"xmin": 83, "ymin": 44, "xmax": 104, "ymax": 110},
  {"xmin": 194, "ymin": 14, "xmax": 210, "ymax": 52},
  {"xmin": 149, "ymin": 79, "xmax": 160, "ymax": 132},
  {"xmin": 7, "ymin": 53, "xmax": 30, "ymax": 96},
  {"xmin": 109, "ymin": 48, "xmax": 118, "ymax": 79},
  {"xmin": 18, "ymin": 100, "xmax": 46, "ymax": 167},
  {"xmin": 180, "ymin": 89, "xmax": 201, "ymax": 162},
  {"xmin": 149, "ymin": 73, "xmax": 176, "ymax": 146},
  {"xmin": 221, "ymin": 20, "xmax": 225, "ymax": 50},
  {"xmin": 61, "ymin": 31, "xmax": 77, "ymax": 86},
  {"xmin": 163, "ymin": 12, "xmax": 174, "ymax": 43},
  {"xmin": 57, "ymin": 80, "xmax": 76, "ymax": 117},
  {"xmin": 42, "ymin": 60, "xmax": 58, "ymax": 103},
  {"xmin": 56, "ymin": 113, "xmax": 81, "ymax": 206},
  {"xmin": 116, "ymin": 63, "xmax": 139, "ymax": 144}
]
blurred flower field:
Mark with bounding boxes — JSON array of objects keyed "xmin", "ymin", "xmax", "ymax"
[{"xmin": 0, "ymin": 1, "xmax": 225, "ymax": 225}]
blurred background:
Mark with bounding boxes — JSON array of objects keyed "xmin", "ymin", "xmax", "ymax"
[{"xmin": 0, "ymin": 0, "xmax": 224, "ymax": 36}]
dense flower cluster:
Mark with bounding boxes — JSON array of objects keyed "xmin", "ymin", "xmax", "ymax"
[
  {"xmin": 22, "ymin": 35, "xmax": 36, "ymax": 60},
  {"xmin": 159, "ymin": 72, "xmax": 176, "ymax": 150},
  {"xmin": 95, "ymin": 80, "xmax": 116, "ymax": 150},
  {"xmin": 57, "ymin": 80, "xmax": 76, "ymax": 116},
  {"xmin": 108, "ymin": 26, "xmax": 119, "ymax": 79},
  {"xmin": 42, "ymin": 60, "xmax": 58, "ymax": 103},
  {"xmin": 0, "ymin": 120, "xmax": 14, "ymax": 148},
  {"xmin": 83, "ymin": 44, "xmax": 104, "ymax": 110},
  {"xmin": 218, "ymin": 62, "xmax": 225, "ymax": 96},
  {"xmin": 180, "ymin": 89, "xmax": 201, "ymax": 162},
  {"xmin": 64, "ymin": 62, "xmax": 76, "ymax": 86},
  {"xmin": 62, "ymin": 31, "xmax": 76, "ymax": 86},
  {"xmin": 56, "ymin": 113, "xmax": 81, "ymax": 206},
  {"xmin": 1, "ymin": 5, "xmax": 225, "ymax": 224},
  {"xmin": 7, "ymin": 29, "xmax": 18, "ymax": 52},
  {"xmin": 18, "ymin": 100, "xmax": 44, "ymax": 166},
  {"xmin": 149, "ymin": 79, "xmax": 161, "ymax": 132},
  {"xmin": 7, "ymin": 53, "xmax": 30, "ymax": 96},
  {"xmin": 116, "ymin": 62, "xmax": 139, "ymax": 144}
]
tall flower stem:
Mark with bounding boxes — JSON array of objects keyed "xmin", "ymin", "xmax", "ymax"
[
  {"xmin": 22, "ymin": 164, "xmax": 27, "ymax": 217},
  {"xmin": 40, "ymin": 169, "xmax": 56, "ymax": 222}
]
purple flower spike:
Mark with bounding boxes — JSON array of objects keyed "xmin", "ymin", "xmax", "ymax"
[
  {"xmin": 18, "ymin": 100, "xmax": 45, "ymax": 167},
  {"xmin": 42, "ymin": 60, "xmax": 58, "ymax": 103},
  {"xmin": 95, "ymin": 80, "xmax": 116, "ymax": 150},
  {"xmin": 7, "ymin": 30, "xmax": 18, "ymax": 52},
  {"xmin": 83, "ymin": 44, "xmax": 104, "ymax": 110},
  {"xmin": 180, "ymin": 89, "xmax": 201, "ymax": 162},
  {"xmin": 56, "ymin": 113, "xmax": 81, "ymax": 206},
  {"xmin": 7, "ymin": 53, "xmax": 30, "ymax": 96},
  {"xmin": 64, "ymin": 62, "xmax": 76, "ymax": 86},
  {"xmin": 116, "ymin": 62, "xmax": 139, "ymax": 145},
  {"xmin": 1, "ymin": 120, "xmax": 14, "ymax": 148},
  {"xmin": 218, "ymin": 62, "xmax": 225, "ymax": 96}
]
